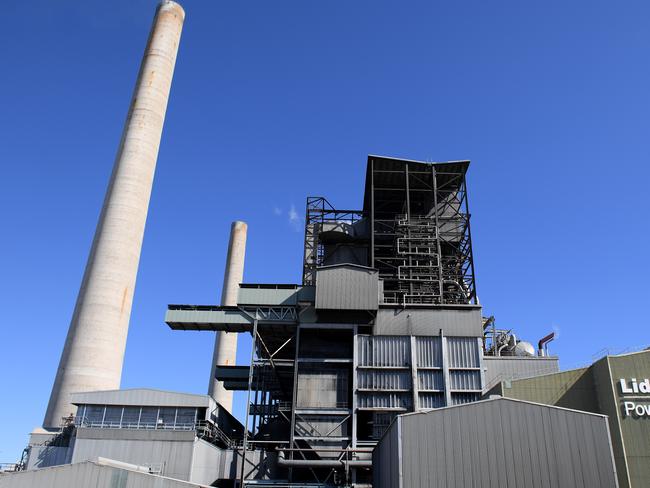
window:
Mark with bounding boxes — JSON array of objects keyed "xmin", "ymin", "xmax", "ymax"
[
  {"xmin": 175, "ymin": 408, "xmax": 196, "ymax": 428},
  {"xmin": 158, "ymin": 407, "xmax": 176, "ymax": 427},
  {"xmin": 103, "ymin": 406, "xmax": 122, "ymax": 426},
  {"xmin": 86, "ymin": 405, "xmax": 105, "ymax": 425},
  {"xmin": 139, "ymin": 407, "xmax": 157, "ymax": 428},
  {"xmin": 122, "ymin": 407, "xmax": 140, "ymax": 427}
]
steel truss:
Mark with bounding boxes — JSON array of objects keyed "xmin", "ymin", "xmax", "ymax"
[
  {"xmin": 368, "ymin": 158, "xmax": 477, "ymax": 305},
  {"xmin": 302, "ymin": 197, "xmax": 364, "ymax": 286}
]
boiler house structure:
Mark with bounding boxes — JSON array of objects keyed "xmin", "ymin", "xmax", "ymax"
[{"xmin": 3, "ymin": 1, "xmax": 648, "ymax": 486}]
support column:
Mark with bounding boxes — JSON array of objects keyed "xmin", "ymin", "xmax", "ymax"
[
  {"xmin": 208, "ymin": 221, "xmax": 247, "ymax": 411},
  {"xmin": 43, "ymin": 1, "xmax": 185, "ymax": 429}
]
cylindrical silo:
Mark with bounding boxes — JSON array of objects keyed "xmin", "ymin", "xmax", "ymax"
[
  {"xmin": 43, "ymin": 1, "xmax": 185, "ymax": 428},
  {"xmin": 208, "ymin": 221, "xmax": 247, "ymax": 411}
]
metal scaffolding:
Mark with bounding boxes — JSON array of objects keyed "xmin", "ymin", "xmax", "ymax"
[{"xmin": 302, "ymin": 157, "xmax": 477, "ymax": 306}]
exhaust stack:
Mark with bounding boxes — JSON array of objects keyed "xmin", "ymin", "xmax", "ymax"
[
  {"xmin": 43, "ymin": 1, "xmax": 185, "ymax": 428},
  {"xmin": 208, "ymin": 221, "xmax": 247, "ymax": 411},
  {"xmin": 538, "ymin": 332, "xmax": 556, "ymax": 357}
]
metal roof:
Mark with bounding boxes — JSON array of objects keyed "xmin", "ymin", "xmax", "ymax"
[
  {"xmin": 363, "ymin": 155, "xmax": 471, "ymax": 213},
  {"xmin": 69, "ymin": 388, "xmax": 212, "ymax": 408}
]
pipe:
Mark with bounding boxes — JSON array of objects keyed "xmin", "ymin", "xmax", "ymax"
[
  {"xmin": 208, "ymin": 221, "xmax": 247, "ymax": 411},
  {"xmin": 277, "ymin": 459, "xmax": 373, "ymax": 468},
  {"xmin": 43, "ymin": 1, "xmax": 185, "ymax": 429},
  {"xmin": 538, "ymin": 332, "xmax": 556, "ymax": 357},
  {"xmin": 276, "ymin": 450, "xmax": 372, "ymax": 468}
]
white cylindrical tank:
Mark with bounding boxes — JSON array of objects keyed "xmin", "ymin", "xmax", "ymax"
[
  {"xmin": 43, "ymin": 1, "xmax": 185, "ymax": 429},
  {"xmin": 208, "ymin": 221, "xmax": 247, "ymax": 411},
  {"xmin": 514, "ymin": 341, "xmax": 536, "ymax": 357}
]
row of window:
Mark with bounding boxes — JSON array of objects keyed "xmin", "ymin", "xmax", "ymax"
[{"xmin": 75, "ymin": 405, "xmax": 200, "ymax": 430}]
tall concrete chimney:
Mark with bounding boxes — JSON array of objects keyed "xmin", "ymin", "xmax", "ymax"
[
  {"xmin": 43, "ymin": 1, "xmax": 185, "ymax": 429},
  {"xmin": 208, "ymin": 221, "xmax": 247, "ymax": 411}
]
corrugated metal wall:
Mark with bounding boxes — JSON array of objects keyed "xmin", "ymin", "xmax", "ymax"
[
  {"xmin": 417, "ymin": 370, "xmax": 444, "ymax": 391},
  {"xmin": 71, "ymin": 437, "xmax": 195, "ymax": 481},
  {"xmin": 355, "ymin": 335, "xmax": 484, "ymax": 425},
  {"xmin": 374, "ymin": 308, "xmax": 483, "ymax": 336},
  {"xmin": 415, "ymin": 337, "xmax": 442, "ymax": 367},
  {"xmin": 359, "ymin": 370, "xmax": 411, "ymax": 390},
  {"xmin": 0, "ymin": 460, "xmax": 204, "ymax": 488},
  {"xmin": 483, "ymin": 356, "xmax": 560, "ymax": 389},
  {"xmin": 372, "ymin": 417, "xmax": 401, "ymax": 488},
  {"xmin": 358, "ymin": 336, "xmax": 410, "ymax": 367},
  {"xmin": 315, "ymin": 266, "xmax": 379, "ymax": 310},
  {"xmin": 374, "ymin": 398, "xmax": 619, "ymax": 488},
  {"xmin": 447, "ymin": 337, "xmax": 480, "ymax": 368}
]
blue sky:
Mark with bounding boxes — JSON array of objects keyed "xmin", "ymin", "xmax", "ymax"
[{"xmin": 1, "ymin": 0, "xmax": 649, "ymax": 461}]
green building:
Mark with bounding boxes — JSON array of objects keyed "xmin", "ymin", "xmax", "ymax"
[{"xmin": 488, "ymin": 348, "xmax": 650, "ymax": 488}]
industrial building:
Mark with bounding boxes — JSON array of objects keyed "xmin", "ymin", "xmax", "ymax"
[
  {"xmin": 488, "ymin": 348, "xmax": 650, "ymax": 488},
  {"xmin": 160, "ymin": 154, "xmax": 576, "ymax": 487},
  {"xmin": 373, "ymin": 397, "xmax": 618, "ymax": 488},
  {"xmin": 2, "ymin": 1, "xmax": 649, "ymax": 487}
]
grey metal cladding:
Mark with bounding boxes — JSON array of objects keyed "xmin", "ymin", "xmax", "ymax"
[
  {"xmin": 71, "ymin": 438, "xmax": 195, "ymax": 481},
  {"xmin": 358, "ymin": 335, "xmax": 411, "ymax": 367},
  {"xmin": 0, "ymin": 460, "xmax": 204, "ymax": 488},
  {"xmin": 75, "ymin": 428, "xmax": 196, "ymax": 442},
  {"xmin": 373, "ymin": 397, "xmax": 618, "ymax": 488},
  {"xmin": 237, "ymin": 286, "xmax": 300, "ymax": 306},
  {"xmin": 449, "ymin": 370, "xmax": 481, "ymax": 390},
  {"xmin": 447, "ymin": 337, "xmax": 480, "ymax": 368},
  {"xmin": 165, "ymin": 307, "xmax": 252, "ymax": 331},
  {"xmin": 415, "ymin": 337, "xmax": 443, "ymax": 367},
  {"xmin": 372, "ymin": 416, "xmax": 402, "ymax": 488},
  {"xmin": 315, "ymin": 265, "xmax": 379, "ymax": 310},
  {"xmin": 358, "ymin": 369, "xmax": 411, "ymax": 390},
  {"xmin": 417, "ymin": 370, "xmax": 444, "ymax": 391},
  {"xmin": 70, "ymin": 388, "xmax": 211, "ymax": 408},
  {"xmin": 483, "ymin": 356, "xmax": 560, "ymax": 390},
  {"xmin": 374, "ymin": 307, "xmax": 482, "ymax": 336}
]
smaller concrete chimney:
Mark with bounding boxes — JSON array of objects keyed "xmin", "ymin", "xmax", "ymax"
[{"xmin": 208, "ymin": 221, "xmax": 247, "ymax": 410}]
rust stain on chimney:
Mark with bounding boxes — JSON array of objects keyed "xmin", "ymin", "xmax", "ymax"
[{"xmin": 120, "ymin": 287, "xmax": 128, "ymax": 316}]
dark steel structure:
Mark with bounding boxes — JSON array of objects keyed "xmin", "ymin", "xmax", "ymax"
[
  {"xmin": 166, "ymin": 155, "xmax": 487, "ymax": 486},
  {"xmin": 303, "ymin": 156, "xmax": 477, "ymax": 306}
]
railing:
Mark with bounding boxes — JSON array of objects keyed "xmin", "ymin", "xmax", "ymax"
[{"xmin": 75, "ymin": 418, "xmax": 198, "ymax": 431}]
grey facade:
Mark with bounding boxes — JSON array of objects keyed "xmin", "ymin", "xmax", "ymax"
[
  {"xmin": 315, "ymin": 265, "xmax": 379, "ymax": 311},
  {"xmin": 483, "ymin": 355, "xmax": 560, "ymax": 389},
  {"xmin": 24, "ymin": 388, "xmax": 245, "ymax": 486},
  {"xmin": 374, "ymin": 307, "xmax": 483, "ymax": 337},
  {"xmin": 373, "ymin": 397, "xmax": 618, "ymax": 488}
]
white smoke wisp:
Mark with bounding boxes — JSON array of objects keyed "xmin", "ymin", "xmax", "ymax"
[
  {"xmin": 273, "ymin": 206, "xmax": 282, "ymax": 216},
  {"xmin": 288, "ymin": 204, "xmax": 302, "ymax": 232},
  {"xmin": 552, "ymin": 323, "xmax": 561, "ymax": 340}
]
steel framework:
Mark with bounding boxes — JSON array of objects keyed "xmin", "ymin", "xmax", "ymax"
[
  {"xmin": 302, "ymin": 157, "xmax": 477, "ymax": 306},
  {"xmin": 302, "ymin": 197, "xmax": 364, "ymax": 286}
]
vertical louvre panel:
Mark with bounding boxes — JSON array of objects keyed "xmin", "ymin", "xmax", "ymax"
[
  {"xmin": 417, "ymin": 370, "xmax": 444, "ymax": 391},
  {"xmin": 447, "ymin": 337, "xmax": 480, "ymax": 368},
  {"xmin": 449, "ymin": 370, "xmax": 481, "ymax": 390},
  {"xmin": 358, "ymin": 336, "xmax": 410, "ymax": 367},
  {"xmin": 415, "ymin": 337, "xmax": 442, "ymax": 367},
  {"xmin": 418, "ymin": 393, "xmax": 445, "ymax": 409},
  {"xmin": 450, "ymin": 392, "xmax": 480, "ymax": 405},
  {"xmin": 358, "ymin": 392, "xmax": 412, "ymax": 409},
  {"xmin": 358, "ymin": 370, "xmax": 411, "ymax": 390},
  {"xmin": 372, "ymin": 412, "xmax": 398, "ymax": 440}
]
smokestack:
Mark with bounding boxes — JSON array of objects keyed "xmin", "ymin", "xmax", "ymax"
[
  {"xmin": 208, "ymin": 221, "xmax": 247, "ymax": 410},
  {"xmin": 43, "ymin": 1, "xmax": 185, "ymax": 429}
]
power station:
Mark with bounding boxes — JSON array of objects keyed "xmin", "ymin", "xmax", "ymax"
[{"xmin": 1, "ymin": 2, "xmax": 649, "ymax": 488}]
